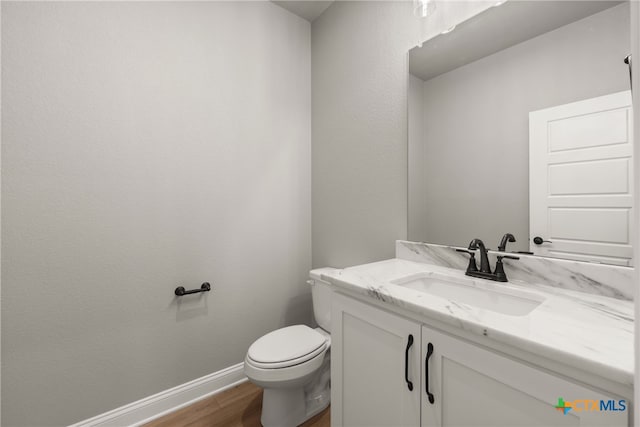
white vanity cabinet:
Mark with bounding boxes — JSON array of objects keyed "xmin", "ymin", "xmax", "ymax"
[
  {"xmin": 421, "ymin": 324, "xmax": 627, "ymax": 427},
  {"xmin": 332, "ymin": 293, "xmax": 629, "ymax": 427},
  {"xmin": 331, "ymin": 293, "xmax": 421, "ymax": 426}
]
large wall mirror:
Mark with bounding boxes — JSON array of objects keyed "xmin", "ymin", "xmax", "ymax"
[{"xmin": 408, "ymin": 0, "xmax": 633, "ymax": 266}]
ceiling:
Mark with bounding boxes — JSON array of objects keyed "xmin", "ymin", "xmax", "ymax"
[{"xmin": 272, "ymin": 1, "xmax": 334, "ymax": 22}]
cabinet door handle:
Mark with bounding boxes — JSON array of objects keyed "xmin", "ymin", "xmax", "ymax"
[
  {"xmin": 425, "ymin": 342, "xmax": 435, "ymax": 404},
  {"xmin": 404, "ymin": 334, "xmax": 414, "ymax": 391}
]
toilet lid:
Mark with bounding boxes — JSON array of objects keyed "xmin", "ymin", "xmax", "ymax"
[{"xmin": 247, "ymin": 325, "xmax": 327, "ymax": 367}]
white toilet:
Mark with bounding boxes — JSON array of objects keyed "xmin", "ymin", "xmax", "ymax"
[{"xmin": 244, "ymin": 268, "xmax": 335, "ymax": 427}]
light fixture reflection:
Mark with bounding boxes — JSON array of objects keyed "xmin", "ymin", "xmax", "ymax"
[{"xmin": 414, "ymin": 0, "xmax": 436, "ymax": 18}]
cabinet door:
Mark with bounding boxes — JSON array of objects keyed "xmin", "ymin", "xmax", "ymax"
[
  {"xmin": 421, "ymin": 325, "xmax": 628, "ymax": 427},
  {"xmin": 331, "ymin": 293, "xmax": 421, "ymax": 427}
]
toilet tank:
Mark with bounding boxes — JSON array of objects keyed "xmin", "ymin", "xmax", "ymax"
[{"xmin": 309, "ymin": 268, "xmax": 337, "ymax": 333}]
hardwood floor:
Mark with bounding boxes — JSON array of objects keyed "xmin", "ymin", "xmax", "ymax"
[{"xmin": 144, "ymin": 381, "xmax": 330, "ymax": 427}]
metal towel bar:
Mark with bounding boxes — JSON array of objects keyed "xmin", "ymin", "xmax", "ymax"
[{"xmin": 175, "ymin": 282, "xmax": 211, "ymax": 296}]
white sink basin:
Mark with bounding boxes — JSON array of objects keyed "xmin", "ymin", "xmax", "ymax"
[{"xmin": 390, "ymin": 273, "xmax": 544, "ymax": 316}]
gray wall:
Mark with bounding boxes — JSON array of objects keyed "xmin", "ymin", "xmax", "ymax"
[
  {"xmin": 1, "ymin": 2, "xmax": 310, "ymax": 425},
  {"xmin": 311, "ymin": 1, "xmax": 491, "ymax": 268},
  {"xmin": 411, "ymin": 3, "xmax": 630, "ymax": 251},
  {"xmin": 311, "ymin": 1, "xmax": 413, "ymax": 268}
]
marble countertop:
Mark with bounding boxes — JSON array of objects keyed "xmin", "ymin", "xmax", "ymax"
[{"xmin": 322, "ymin": 258, "xmax": 634, "ymax": 387}]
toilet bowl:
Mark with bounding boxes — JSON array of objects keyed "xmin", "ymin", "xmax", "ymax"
[{"xmin": 244, "ymin": 268, "xmax": 335, "ymax": 427}]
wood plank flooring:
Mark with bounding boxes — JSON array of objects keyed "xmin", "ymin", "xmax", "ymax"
[{"xmin": 144, "ymin": 381, "xmax": 330, "ymax": 427}]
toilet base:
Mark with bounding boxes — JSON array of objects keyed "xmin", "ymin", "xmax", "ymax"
[
  {"xmin": 261, "ymin": 387, "xmax": 305, "ymax": 427},
  {"xmin": 259, "ymin": 351, "xmax": 331, "ymax": 427},
  {"xmin": 260, "ymin": 387, "xmax": 330, "ymax": 427}
]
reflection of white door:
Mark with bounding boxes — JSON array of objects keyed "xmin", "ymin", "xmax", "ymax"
[{"xmin": 529, "ymin": 91, "xmax": 633, "ymax": 266}]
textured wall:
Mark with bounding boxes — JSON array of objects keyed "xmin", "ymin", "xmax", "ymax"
[
  {"xmin": 311, "ymin": 1, "xmax": 415, "ymax": 268},
  {"xmin": 413, "ymin": 3, "xmax": 630, "ymax": 251},
  {"xmin": 311, "ymin": 1, "xmax": 492, "ymax": 268},
  {"xmin": 1, "ymin": 2, "xmax": 310, "ymax": 425}
]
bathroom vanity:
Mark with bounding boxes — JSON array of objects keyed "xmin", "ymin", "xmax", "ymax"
[
  {"xmin": 362, "ymin": 1, "xmax": 636, "ymax": 425},
  {"xmin": 323, "ymin": 241, "xmax": 634, "ymax": 427}
]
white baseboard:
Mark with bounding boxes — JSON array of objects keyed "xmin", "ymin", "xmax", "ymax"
[{"xmin": 69, "ymin": 362, "xmax": 247, "ymax": 427}]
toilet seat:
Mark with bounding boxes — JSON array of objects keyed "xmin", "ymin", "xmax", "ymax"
[
  {"xmin": 244, "ymin": 347, "xmax": 327, "ymax": 386},
  {"xmin": 248, "ymin": 342, "xmax": 327, "ymax": 369},
  {"xmin": 247, "ymin": 325, "xmax": 328, "ymax": 369}
]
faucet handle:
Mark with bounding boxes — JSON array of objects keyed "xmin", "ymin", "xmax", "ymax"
[
  {"xmin": 494, "ymin": 255, "xmax": 519, "ymax": 282},
  {"xmin": 456, "ymin": 248, "xmax": 478, "ymax": 272}
]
